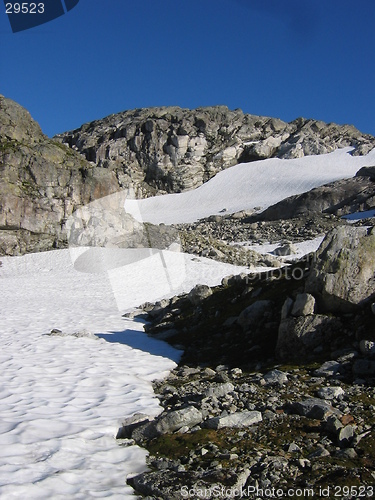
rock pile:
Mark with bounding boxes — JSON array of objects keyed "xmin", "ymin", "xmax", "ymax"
[{"xmin": 123, "ymin": 363, "xmax": 375, "ymax": 498}]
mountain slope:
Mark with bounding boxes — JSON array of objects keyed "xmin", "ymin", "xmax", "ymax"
[{"xmin": 55, "ymin": 106, "xmax": 375, "ymax": 197}]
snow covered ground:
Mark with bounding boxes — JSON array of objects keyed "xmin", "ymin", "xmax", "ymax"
[
  {"xmin": 1, "ymin": 146, "xmax": 374, "ymax": 498},
  {"xmin": 125, "ymin": 148, "xmax": 375, "ymax": 224},
  {"xmin": 0, "ymin": 249, "xmax": 249, "ymax": 499}
]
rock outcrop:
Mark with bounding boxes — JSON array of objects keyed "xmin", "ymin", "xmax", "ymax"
[
  {"xmin": 305, "ymin": 226, "xmax": 375, "ymax": 312},
  {"xmin": 254, "ymin": 174, "xmax": 375, "ymax": 221},
  {"xmin": 0, "ymin": 95, "xmax": 121, "ymax": 255},
  {"xmin": 56, "ymin": 106, "xmax": 375, "ymax": 196}
]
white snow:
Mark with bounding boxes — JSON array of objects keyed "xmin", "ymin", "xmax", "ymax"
[
  {"xmin": 124, "ymin": 148, "xmax": 375, "ymax": 224},
  {"xmin": 0, "ymin": 249, "xmax": 249, "ymax": 499},
  {"xmin": 239, "ymin": 236, "xmax": 325, "ymax": 260}
]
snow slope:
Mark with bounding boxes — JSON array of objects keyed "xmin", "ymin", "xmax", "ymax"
[
  {"xmin": 125, "ymin": 148, "xmax": 375, "ymax": 224},
  {"xmin": 0, "ymin": 249, "xmax": 249, "ymax": 499}
]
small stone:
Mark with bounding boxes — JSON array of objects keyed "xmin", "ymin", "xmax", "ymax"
[
  {"xmin": 263, "ymin": 369, "xmax": 288, "ymax": 385},
  {"xmin": 317, "ymin": 386, "xmax": 345, "ymax": 400},
  {"xmin": 314, "ymin": 360, "xmax": 343, "ymax": 377},
  {"xmin": 205, "ymin": 410, "xmax": 262, "ymax": 430},
  {"xmin": 338, "ymin": 425, "xmax": 355, "ymax": 447}
]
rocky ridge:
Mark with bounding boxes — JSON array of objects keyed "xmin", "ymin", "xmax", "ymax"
[{"xmin": 56, "ymin": 106, "xmax": 375, "ymax": 197}]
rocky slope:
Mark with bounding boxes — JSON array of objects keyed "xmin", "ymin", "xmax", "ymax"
[
  {"xmin": 122, "ymin": 226, "xmax": 375, "ymax": 498},
  {"xmin": 55, "ymin": 106, "xmax": 375, "ymax": 197}
]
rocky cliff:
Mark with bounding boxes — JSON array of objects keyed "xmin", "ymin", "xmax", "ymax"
[
  {"xmin": 0, "ymin": 95, "xmax": 122, "ymax": 255},
  {"xmin": 55, "ymin": 106, "xmax": 375, "ymax": 197}
]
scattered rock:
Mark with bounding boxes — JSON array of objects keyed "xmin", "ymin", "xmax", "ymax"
[{"xmin": 205, "ymin": 410, "xmax": 262, "ymax": 430}]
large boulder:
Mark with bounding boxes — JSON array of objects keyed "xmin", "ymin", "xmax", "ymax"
[{"xmin": 305, "ymin": 226, "xmax": 375, "ymax": 312}]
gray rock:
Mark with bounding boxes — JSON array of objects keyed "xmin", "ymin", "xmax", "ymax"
[
  {"xmin": 314, "ymin": 360, "xmax": 343, "ymax": 377},
  {"xmin": 116, "ymin": 413, "xmax": 151, "ymax": 439},
  {"xmin": 272, "ymin": 242, "xmax": 297, "ymax": 256},
  {"xmin": 291, "ymin": 398, "xmax": 341, "ymax": 419},
  {"xmin": 308, "ymin": 445, "xmax": 330, "ymax": 459},
  {"xmin": 155, "ymin": 406, "xmax": 203, "ymax": 434},
  {"xmin": 338, "ymin": 425, "xmax": 355, "ymax": 447},
  {"xmin": 256, "ymin": 175, "xmax": 375, "ymax": 221},
  {"xmin": 317, "ymin": 386, "xmax": 345, "ymax": 400},
  {"xmin": 281, "ymin": 297, "xmax": 294, "ymax": 320},
  {"xmin": 203, "ymin": 382, "xmax": 235, "ymax": 398},
  {"xmin": 187, "ymin": 284, "xmax": 213, "ymax": 305},
  {"xmin": 276, "ymin": 315, "xmax": 340, "ymax": 361},
  {"xmin": 205, "ymin": 410, "xmax": 262, "ymax": 429},
  {"xmin": 263, "ymin": 369, "xmax": 288, "ymax": 385},
  {"xmin": 306, "ymin": 226, "xmax": 375, "ymax": 313},
  {"xmin": 291, "ymin": 293, "xmax": 316, "ymax": 316},
  {"xmin": 324, "ymin": 415, "xmax": 343, "ymax": 434}
]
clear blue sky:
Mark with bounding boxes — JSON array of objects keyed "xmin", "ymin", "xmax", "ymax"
[{"xmin": 0, "ymin": 0, "xmax": 374, "ymax": 137}]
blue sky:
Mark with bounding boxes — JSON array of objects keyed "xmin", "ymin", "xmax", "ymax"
[{"xmin": 0, "ymin": 0, "xmax": 374, "ymax": 137}]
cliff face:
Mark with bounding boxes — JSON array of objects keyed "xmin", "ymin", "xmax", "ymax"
[
  {"xmin": 55, "ymin": 106, "xmax": 375, "ymax": 196},
  {"xmin": 0, "ymin": 95, "xmax": 121, "ymax": 255}
]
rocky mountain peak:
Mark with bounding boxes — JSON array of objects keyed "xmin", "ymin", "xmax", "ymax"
[{"xmin": 55, "ymin": 105, "xmax": 375, "ymax": 197}]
